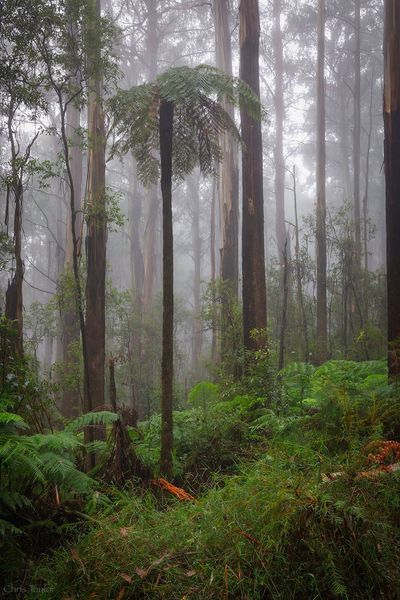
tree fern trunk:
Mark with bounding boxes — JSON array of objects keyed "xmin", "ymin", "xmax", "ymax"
[{"xmin": 159, "ymin": 98, "xmax": 174, "ymax": 478}]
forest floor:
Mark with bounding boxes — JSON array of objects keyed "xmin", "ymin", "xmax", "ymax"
[{"xmin": 2, "ymin": 359, "xmax": 400, "ymax": 599}]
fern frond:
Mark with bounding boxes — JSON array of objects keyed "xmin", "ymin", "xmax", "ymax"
[{"xmin": 65, "ymin": 411, "xmax": 118, "ymax": 434}]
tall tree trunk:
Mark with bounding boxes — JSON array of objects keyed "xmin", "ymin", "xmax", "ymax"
[
  {"xmin": 61, "ymin": 92, "xmax": 82, "ymax": 418},
  {"xmin": 292, "ymin": 165, "xmax": 309, "ymax": 361},
  {"xmin": 316, "ymin": 0, "xmax": 327, "ymax": 364},
  {"xmin": 188, "ymin": 175, "xmax": 203, "ymax": 373},
  {"xmin": 159, "ymin": 99, "xmax": 174, "ymax": 478},
  {"xmin": 143, "ymin": 0, "xmax": 159, "ymax": 314},
  {"xmin": 353, "ymin": 0, "xmax": 362, "ymax": 272},
  {"xmin": 363, "ymin": 73, "xmax": 374, "ymax": 323},
  {"xmin": 384, "ymin": 0, "xmax": 400, "ymax": 378},
  {"xmin": 239, "ymin": 0, "xmax": 267, "ymax": 352},
  {"xmin": 210, "ymin": 175, "xmax": 218, "ymax": 364},
  {"xmin": 85, "ymin": 0, "xmax": 106, "ymax": 455},
  {"xmin": 213, "ymin": 0, "xmax": 239, "ymax": 363},
  {"xmin": 278, "ymin": 236, "xmax": 289, "ymax": 370},
  {"xmin": 7, "ymin": 103, "xmax": 24, "ymax": 357},
  {"xmin": 273, "ymin": 0, "xmax": 286, "ymax": 264}
]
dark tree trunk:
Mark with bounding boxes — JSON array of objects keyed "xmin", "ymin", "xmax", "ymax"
[
  {"xmin": 384, "ymin": 0, "xmax": 400, "ymax": 378},
  {"xmin": 13, "ymin": 184, "xmax": 24, "ymax": 357},
  {"xmin": 84, "ymin": 0, "xmax": 106, "ymax": 461},
  {"xmin": 316, "ymin": 0, "xmax": 327, "ymax": 364},
  {"xmin": 159, "ymin": 98, "xmax": 174, "ymax": 478},
  {"xmin": 61, "ymin": 90, "xmax": 82, "ymax": 418},
  {"xmin": 239, "ymin": 0, "xmax": 267, "ymax": 352},
  {"xmin": 210, "ymin": 175, "xmax": 218, "ymax": 364}
]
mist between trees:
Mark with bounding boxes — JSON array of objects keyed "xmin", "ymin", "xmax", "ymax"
[{"xmin": 4, "ymin": 0, "xmax": 399, "ymax": 476}]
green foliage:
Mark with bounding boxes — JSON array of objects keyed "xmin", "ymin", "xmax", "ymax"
[
  {"xmin": 188, "ymin": 381, "xmax": 219, "ymax": 408},
  {"xmin": 110, "ymin": 64, "xmax": 262, "ymax": 185},
  {"xmin": 29, "ymin": 448, "xmax": 400, "ymax": 599},
  {"xmin": 281, "ymin": 361, "xmax": 315, "ymax": 405}
]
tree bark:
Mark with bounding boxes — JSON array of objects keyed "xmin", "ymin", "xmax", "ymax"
[
  {"xmin": 142, "ymin": 0, "xmax": 160, "ymax": 313},
  {"xmin": 61, "ymin": 91, "xmax": 82, "ymax": 418},
  {"xmin": 188, "ymin": 175, "xmax": 203, "ymax": 373},
  {"xmin": 84, "ymin": 0, "xmax": 107, "ymax": 458},
  {"xmin": 159, "ymin": 98, "xmax": 174, "ymax": 478},
  {"xmin": 384, "ymin": 0, "xmax": 400, "ymax": 378},
  {"xmin": 213, "ymin": 0, "xmax": 239, "ymax": 291},
  {"xmin": 316, "ymin": 0, "xmax": 327, "ymax": 364},
  {"xmin": 273, "ymin": 0, "xmax": 286, "ymax": 264},
  {"xmin": 292, "ymin": 165, "xmax": 309, "ymax": 361},
  {"xmin": 353, "ymin": 0, "xmax": 362, "ymax": 272},
  {"xmin": 240, "ymin": 0, "xmax": 267, "ymax": 353},
  {"xmin": 213, "ymin": 0, "xmax": 239, "ymax": 363}
]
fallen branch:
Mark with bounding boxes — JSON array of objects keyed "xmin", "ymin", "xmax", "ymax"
[{"xmin": 152, "ymin": 478, "xmax": 196, "ymax": 501}]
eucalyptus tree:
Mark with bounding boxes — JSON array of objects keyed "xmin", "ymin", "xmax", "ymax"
[
  {"xmin": 384, "ymin": 0, "xmax": 400, "ymax": 378},
  {"xmin": 316, "ymin": 0, "xmax": 327, "ymax": 364},
  {"xmin": 239, "ymin": 0, "xmax": 267, "ymax": 353},
  {"xmin": 0, "ymin": 0, "xmax": 50, "ymax": 357},
  {"xmin": 111, "ymin": 64, "xmax": 260, "ymax": 476}
]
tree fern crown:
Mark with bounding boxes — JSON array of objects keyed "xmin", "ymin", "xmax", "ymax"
[{"xmin": 109, "ymin": 64, "xmax": 263, "ymax": 185}]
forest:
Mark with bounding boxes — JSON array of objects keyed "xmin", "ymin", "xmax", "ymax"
[{"xmin": 1, "ymin": 0, "xmax": 400, "ymax": 597}]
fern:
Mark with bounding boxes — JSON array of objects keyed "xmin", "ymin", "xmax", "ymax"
[
  {"xmin": 65, "ymin": 410, "xmax": 118, "ymax": 433},
  {"xmin": 0, "ymin": 410, "xmax": 111, "ymax": 538},
  {"xmin": 109, "ymin": 64, "xmax": 263, "ymax": 186}
]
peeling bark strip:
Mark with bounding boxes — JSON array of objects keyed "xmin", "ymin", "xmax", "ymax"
[
  {"xmin": 384, "ymin": 0, "xmax": 400, "ymax": 377},
  {"xmin": 239, "ymin": 0, "xmax": 267, "ymax": 352},
  {"xmin": 160, "ymin": 98, "xmax": 174, "ymax": 478}
]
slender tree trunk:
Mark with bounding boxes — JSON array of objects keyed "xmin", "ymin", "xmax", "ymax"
[
  {"xmin": 273, "ymin": 0, "xmax": 286, "ymax": 264},
  {"xmin": 292, "ymin": 165, "xmax": 309, "ymax": 361},
  {"xmin": 363, "ymin": 73, "xmax": 374, "ymax": 323},
  {"xmin": 384, "ymin": 0, "xmax": 400, "ymax": 378},
  {"xmin": 85, "ymin": 0, "xmax": 106, "ymax": 456},
  {"xmin": 240, "ymin": 0, "xmax": 267, "ymax": 353},
  {"xmin": 129, "ymin": 161, "xmax": 144, "ymax": 306},
  {"xmin": 278, "ymin": 237, "xmax": 289, "ymax": 371},
  {"xmin": 143, "ymin": 0, "xmax": 159, "ymax": 314},
  {"xmin": 13, "ymin": 184, "xmax": 24, "ymax": 357},
  {"xmin": 61, "ymin": 92, "xmax": 82, "ymax": 418},
  {"xmin": 316, "ymin": 0, "xmax": 327, "ymax": 364},
  {"xmin": 188, "ymin": 175, "xmax": 202, "ymax": 372},
  {"xmin": 210, "ymin": 174, "xmax": 218, "ymax": 364},
  {"xmin": 7, "ymin": 103, "xmax": 24, "ymax": 357},
  {"xmin": 159, "ymin": 99, "xmax": 174, "ymax": 478},
  {"xmin": 353, "ymin": 0, "xmax": 362, "ymax": 272}
]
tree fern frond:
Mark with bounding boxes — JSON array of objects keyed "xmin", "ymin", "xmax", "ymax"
[
  {"xmin": 108, "ymin": 64, "xmax": 264, "ymax": 185},
  {"xmin": 0, "ymin": 518, "xmax": 23, "ymax": 536},
  {"xmin": 65, "ymin": 411, "xmax": 118, "ymax": 434},
  {"xmin": 0, "ymin": 490, "xmax": 32, "ymax": 512}
]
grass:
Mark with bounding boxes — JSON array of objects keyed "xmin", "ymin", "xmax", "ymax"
[
  {"xmin": 28, "ymin": 440, "xmax": 400, "ymax": 599},
  {"xmin": 5, "ymin": 359, "xmax": 400, "ymax": 599}
]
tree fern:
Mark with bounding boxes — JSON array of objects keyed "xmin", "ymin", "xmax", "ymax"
[
  {"xmin": 65, "ymin": 410, "xmax": 119, "ymax": 433},
  {"xmin": 109, "ymin": 64, "xmax": 263, "ymax": 185},
  {"xmin": 0, "ymin": 410, "xmax": 118, "ymax": 538}
]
